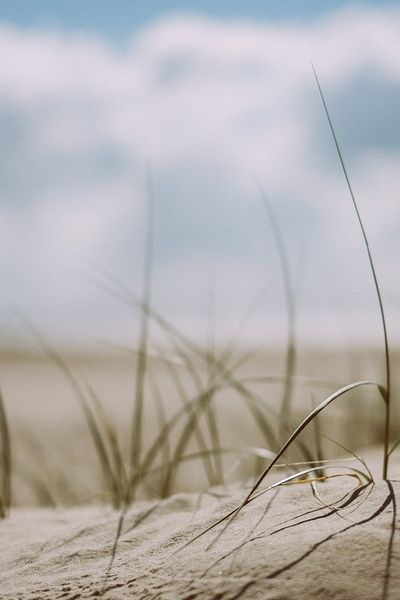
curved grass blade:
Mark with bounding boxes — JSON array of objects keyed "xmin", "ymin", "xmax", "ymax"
[
  {"xmin": 178, "ymin": 462, "xmax": 371, "ymax": 553},
  {"xmin": 196, "ymin": 380, "xmax": 383, "ymax": 548}
]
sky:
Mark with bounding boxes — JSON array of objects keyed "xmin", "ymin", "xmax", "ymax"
[
  {"xmin": 1, "ymin": 1, "xmax": 399, "ymax": 351},
  {"xmin": 2, "ymin": 1, "xmax": 399, "ymax": 40}
]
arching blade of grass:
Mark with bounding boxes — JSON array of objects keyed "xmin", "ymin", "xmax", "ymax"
[
  {"xmin": 312, "ymin": 65, "xmax": 391, "ymax": 480},
  {"xmin": 252, "ymin": 464, "xmax": 371, "ymax": 501},
  {"xmin": 321, "ymin": 433, "xmax": 374, "ymax": 487},
  {"xmin": 0, "ymin": 390, "xmax": 11, "ymax": 518},
  {"xmin": 255, "ymin": 179, "xmax": 297, "ymax": 444},
  {"xmin": 232, "ymin": 380, "xmax": 383, "ymax": 510},
  {"xmin": 199, "ymin": 479, "xmax": 368, "ymax": 579},
  {"xmin": 190, "ymin": 380, "xmax": 383, "ymax": 549},
  {"xmin": 130, "ymin": 166, "xmax": 155, "ymax": 489},
  {"xmin": 178, "ymin": 461, "xmax": 372, "ymax": 553},
  {"xmin": 309, "ymin": 434, "xmax": 375, "ymax": 518}
]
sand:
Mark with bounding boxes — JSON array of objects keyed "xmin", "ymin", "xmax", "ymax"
[{"xmin": 1, "ymin": 450, "xmax": 399, "ymax": 600}]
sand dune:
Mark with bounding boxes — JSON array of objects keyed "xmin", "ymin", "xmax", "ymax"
[{"xmin": 1, "ymin": 449, "xmax": 398, "ymax": 600}]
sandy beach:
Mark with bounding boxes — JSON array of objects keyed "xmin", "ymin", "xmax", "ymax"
[
  {"xmin": 2, "ymin": 3, "xmax": 400, "ymax": 599},
  {"xmin": 1, "ymin": 448, "xmax": 398, "ymax": 600}
]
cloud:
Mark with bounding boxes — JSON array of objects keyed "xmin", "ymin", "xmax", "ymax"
[{"xmin": 1, "ymin": 6, "xmax": 400, "ymax": 347}]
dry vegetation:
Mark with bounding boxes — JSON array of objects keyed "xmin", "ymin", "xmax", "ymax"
[{"xmin": 0, "ymin": 71, "xmax": 398, "ymax": 599}]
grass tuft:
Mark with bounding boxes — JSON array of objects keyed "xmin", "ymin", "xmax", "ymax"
[{"xmin": 183, "ymin": 379, "xmax": 383, "ymax": 550}]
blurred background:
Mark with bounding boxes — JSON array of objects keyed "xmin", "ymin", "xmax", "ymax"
[
  {"xmin": 0, "ymin": 0, "xmax": 399, "ymax": 349},
  {"xmin": 0, "ymin": 1, "xmax": 399, "ymax": 505}
]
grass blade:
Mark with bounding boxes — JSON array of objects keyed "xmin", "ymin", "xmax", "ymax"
[
  {"xmin": 130, "ymin": 166, "xmax": 155, "ymax": 485},
  {"xmin": 179, "ymin": 462, "xmax": 371, "ymax": 553},
  {"xmin": 147, "ymin": 363, "xmax": 171, "ymax": 493},
  {"xmin": 255, "ymin": 180, "xmax": 297, "ymax": 443},
  {"xmin": 202, "ymin": 380, "xmax": 383, "ymax": 547},
  {"xmin": 0, "ymin": 390, "xmax": 11, "ymax": 517},
  {"xmin": 312, "ymin": 64, "xmax": 391, "ymax": 479},
  {"xmin": 241, "ymin": 381, "xmax": 382, "ymax": 502},
  {"xmin": 83, "ymin": 381, "xmax": 127, "ymax": 505},
  {"xmin": 157, "ymin": 350, "xmax": 217, "ymax": 495}
]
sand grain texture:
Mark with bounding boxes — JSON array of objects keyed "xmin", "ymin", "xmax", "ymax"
[{"xmin": 1, "ymin": 457, "xmax": 399, "ymax": 600}]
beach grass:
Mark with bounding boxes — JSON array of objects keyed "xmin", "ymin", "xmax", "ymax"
[{"xmin": 0, "ymin": 71, "xmax": 396, "ymax": 600}]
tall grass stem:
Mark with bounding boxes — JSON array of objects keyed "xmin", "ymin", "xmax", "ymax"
[
  {"xmin": 312, "ymin": 65, "xmax": 391, "ymax": 480},
  {"xmin": 130, "ymin": 166, "xmax": 155, "ymax": 487}
]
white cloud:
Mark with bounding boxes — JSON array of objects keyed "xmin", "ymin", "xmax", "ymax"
[{"xmin": 1, "ymin": 6, "xmax": 400, "ymax": 347}]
